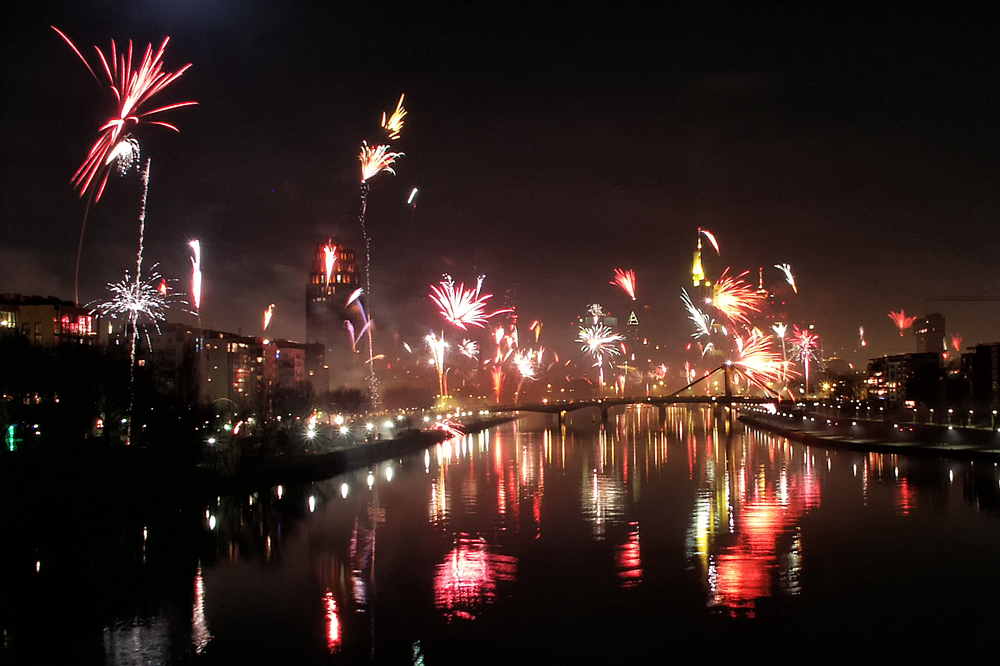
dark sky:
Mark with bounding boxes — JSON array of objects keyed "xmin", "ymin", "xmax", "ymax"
[{"xmin": 2, "ymin": 1, "xmax": 998, "ymax": 369}]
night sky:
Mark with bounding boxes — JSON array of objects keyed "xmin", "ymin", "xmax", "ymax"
[{"xmin": 2, "ymin": 1, "xmax": 998, "ymax": 371}]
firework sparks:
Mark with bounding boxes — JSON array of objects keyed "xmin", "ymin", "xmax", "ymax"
[
  {"xmin": 380, "ymin": 94, "xmax": 407, "ymax": 141},
  {"xmin": 698, "ymin": 228, "xmax": 721, "ymax": 255},
  {"xmin": 263, "ymin": 303, "xmax": 275, "ymax": 331},
  {"xmin": 888, "ymin": 310, "xmax": 917, "ymax": 337},
  {"xmin": 774, "ymin": 263, "xmax": 797, "ymax": 293},
  {"xmin": 730, "ymin": 332, "xmax": 786, "ymax": 392},
  {"xmin": 323, "ymin": 243, "xmax": 337, "ymax": 285},
  {"xmin": 188, "ymin": 240, "xmax": 202, "ymax": 312},
  {"xmin": 712, "ymin": 269, "xmax": 763, "ymax": 328},
  {"xmin": 578, "ymin": 324, "xmax": 623, "ymax": 393},
  {"xmin": 512, "ymin": 348, "xmax": 542, "ymax": 403},
  {"xmin": 611, "ymin": 269, "xmax": 637, "ymax": 301},
  {"xmin": 430, "ymin": 275, "xmax": 512, "ymax": 330},
  {"xmin": 951, "ymin": 334, "xmax": 963, "ymax": 352},
  {"xmin": 682, "ymin": 289, "xmax": 713, "ymax": 339},
  {"xmin": 52, "ymin": 27, "xmax": 196, "ymax": 202},
  {"xmin": 458, "ymin": 339, "xmax": 479, "ymax": 360}
]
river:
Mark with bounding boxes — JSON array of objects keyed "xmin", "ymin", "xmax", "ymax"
[{"xmin": 5, "ymin": 405, "xmax": 999, "ymax": 663}]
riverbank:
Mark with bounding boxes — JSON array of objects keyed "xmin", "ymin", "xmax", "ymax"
[
  {"xmin": 0, "ymin": 415, "xmax": 520, "ymax": 501},
  {"xmin": 739, "ymin": 406, "xmax": 1000, "ymax": 461},
  {"xmin": 199, "ymin": 415, "xmax": 518, "ymax": 494}
]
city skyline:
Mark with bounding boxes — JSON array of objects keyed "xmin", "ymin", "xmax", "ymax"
[{"xmin": 2, "ymin": 2, "xmax": 998, "ymax": 370}]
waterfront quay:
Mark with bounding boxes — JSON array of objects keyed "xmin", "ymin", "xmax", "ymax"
[{"xmin": 740, "ymin": 401, "xmax": 1000, "ymax": 461}]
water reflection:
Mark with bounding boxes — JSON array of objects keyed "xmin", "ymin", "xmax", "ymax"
[{"xmin": 5, "ymin": 406, "xmax": 999, "ymax": 662}]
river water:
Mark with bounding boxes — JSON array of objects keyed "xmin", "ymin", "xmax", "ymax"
[{"xmin": 6, "ymin": 405, "xmax": 1000, "ymax": 663}]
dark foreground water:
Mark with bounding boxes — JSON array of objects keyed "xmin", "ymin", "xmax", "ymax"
[{"xmin": 5, "ymin": 405, "xmax": 1000, "ymax": 664}]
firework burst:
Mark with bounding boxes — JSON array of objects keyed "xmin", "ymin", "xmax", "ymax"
[
  {"xmin": 52, "ymin": 27, "xmax": 197, "ymax": 201},
  {"xmin": 712, "ymin": 269, "xmax": 763, "ymax": 328},
  {"xmin": 458, "ymin": 339, "xmax": 479, "ymax": 360},
  {"xmin": 430, "ymin": 274, "xmax": 512, "ymax": 330},
  {"xmin": 263, "ymin": 304, "xmax": 275, "ymax": 331},
  {"xmin": 730, "ymin": 331, "xmax": 787, "ymax": 393},
  {"xmin": 791, "ymin": 326, "xmax": 820, "ymax": 395},
  {"xmin": 578, "ymin": 324, "xmax": 623, "ymax": 393},
  {"xmin": 611, "ymin": 269, "xmax": 637, "ymax": 300},
  {"xmin": 888, "ymin": 310, "xmax": 917, "ymax": 337}
]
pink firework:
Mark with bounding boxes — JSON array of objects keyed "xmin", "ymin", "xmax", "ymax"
[
  {"xmin": 951, "ymin": 334, "xmax": 963, "ymax": 352},
  {"xmin": 712, "ymin": 269, "xmax": 763, "ymax": 328},
  {"xmin": 611, "ymin": 269, "xmax": 637, "ymax": 300},
  {"xmin": 888, "ymin": 310, "xmax": 917, "ymax": 337},
  {"xmin": 430, "ymin": 274, "xmax": 512, "ymax": 330},
  {"xmin": 52, "ymin": 27, "xmax": 197, "ymax": 202},
  {"xmin": 188, "ymin": 240, "xmax": 202, "ymax": 312}
]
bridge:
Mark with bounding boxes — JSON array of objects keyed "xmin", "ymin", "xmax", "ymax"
[{"xmin": 487, "ymin": 363, "xmax": 783, "ymax": 427}]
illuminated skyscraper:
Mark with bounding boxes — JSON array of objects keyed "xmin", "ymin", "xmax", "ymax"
[{"xmin": 305, "ymin": 240, "xmax": 366, "ymax": 390}]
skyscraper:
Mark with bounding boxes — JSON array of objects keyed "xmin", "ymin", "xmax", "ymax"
[
  {"xmin": 914, "ymin": 313, "xmax": 946, "ymax": 354},
  {"xmin": 305, "ymin": 239, "xmax": 366, "ymax": 390}
]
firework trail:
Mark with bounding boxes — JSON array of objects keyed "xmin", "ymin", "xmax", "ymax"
[
  {"xmin": 430, "ymin": 274, "xmax": 512, "ymax": 330},
  {"xmin": 530, "ymin": 320, "xmax": 543, "ymax": 343},
  {"xmin": 698, "ymin": 228, "xmax": 721, "ymax": 255},
  {"xmin": 951, "ymin": 335, "xmax": 963, "ymax": 352},
  {"xmin": 888, "ymin": 310, "xmax": 917, "ymax": 337},
  {"xmin": 94, "ymin": 159, "xmax": 172, "ymax": 444},
  {"xmin": 712, "ymin": 269, "xmax": 763, "ymax": 329},
  {"xmin": 380, "ymin": 94, "xmax": 407, "ymax": 141},
  {"xmin": 263, "ymin": 304, "xmax": 275, "ymax": 331},
  {"xmin": 189, "ymin": 240, "xmax": 202, "ymax": 313},
  {"xmin": 859, "ymin": 326, "xmax": 867, "ymax": 348},
  {"xmin": 356, "ymin": 140, "xmax": 403, "ymax": 407},
  {"xmin": 578, "ymin": 324, "xmax": 623, "ymax": 394},
  {"xmin": 791, "ymin": 326, "xmax": 819, "ymax": 396},
  {"xmin": 426, "ymin": 332, "xmax": 449, "ymax": 397},
  {"xmin": 772, "ymin": 322, "xmax": 789, "ymax": 379},
  {"xmin": 323, "ymin": 243, "xmax": 337, "ymax": 284},
  {"xmin": 774, "ymin": 263, "xmax": 797, "ymax": 293},
  {"xmin": 491, "ymin": 366, "xmax": 505, "ymax": 404},
  {"xmin": 611, "ymin": 269, "xmax": 637, "ymax": 301},
  {"xmin": 53, "ymin": 27, "xmax": 196, "ymax": 303},
  {"xmin": 345, "ymin": 289, "xmax": 373, "ymax": 352}
]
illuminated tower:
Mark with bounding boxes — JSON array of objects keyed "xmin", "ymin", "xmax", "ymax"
[
  {"xmin": 692, "ymin": 236, "xmax": 706, "ymax": 287},
  {"xmin": 305, "ymin": 239, "xmax": 366, "ymax": 391}
]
